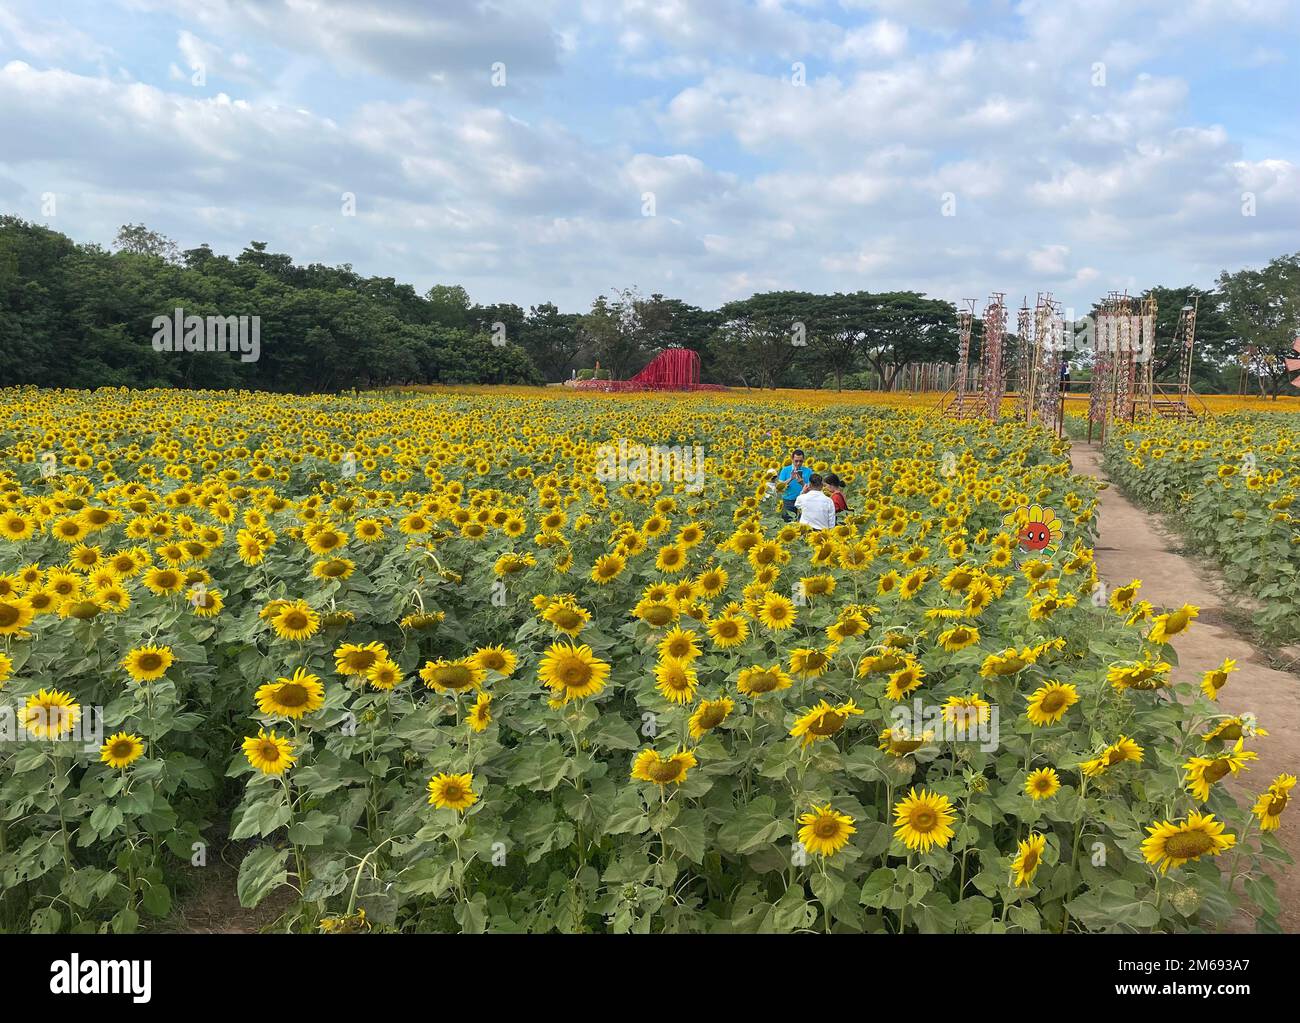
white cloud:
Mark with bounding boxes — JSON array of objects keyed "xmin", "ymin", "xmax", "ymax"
[{"xmin": 0, "ymin": 0, "xmax": 1296, "ymax": 316}]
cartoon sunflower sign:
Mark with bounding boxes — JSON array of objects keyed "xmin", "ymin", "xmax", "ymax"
[{"xmin": 1003, "ymin": 504, "xmax": 1064, "ymax": 554}]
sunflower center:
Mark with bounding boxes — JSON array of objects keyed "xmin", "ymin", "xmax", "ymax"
[
  {"xmin": 111, "ymin": 740, "xmax": 134, "ymax": 759},
  {"xmin": 137, "ymin": 653, "xmax": 163, "ymax": 672},
  {"xmin": 0, "ymin": 605, "xmax": 20, "ymax": 627},
  {"xmin": 479, "ymin": 653, "xmax": 505, "ymax": 671},
  {"xmin": 809, "ymin": 712, "xmax": 845, "ymax": 736},
  {"xmin": 716, "ymin": 620, "xmax": 739, "ymax": 638},
  {"xmin": 559, "ymin": 658, "xmax": 592, "ymax": 687},
  {"xmin": 258, "ymin": 742, "xmax": 281, "ymax": 762},
  {"xmin": 746, "ymin": 671, "xmax": 779, "ymax": 693},
  {"xmin": 1267, "ymin": 794, "xmax": 1288, "ymax": 816},
  {"xmin": 1040, "ymin": 691, "xmax": 1067, "ymax": 713},
  {"xmin": 1164, "ymin": 831, "xmax": 1214, "ymax": 859},
  {"xmin": 643, "ymin": 605, "xmax": 673, "ymax": 626},
  {"xmin": 648, "ymin": 759, "xmax": 684, "ymax": 782},
  {"xmin": 697, "ymin": 706, "xmax": 725, "ymax": 729},
  {"xmin": 910, "ymin": 808, "xmax": 937, "ymax": 832},
  {"xmin": 437, "ymin": 665, "xmax": 475, "ymax": 689},
  {"xmin": 283, "ymin": 612, "xmax": 308, "ymax": 630},
  {"xmin": 551, "ymin": 608, "xmax": 582, "ymax": 629},
  {"xmin": 1204, "ymin": 759, "xmax": 1232, "ymax": 783},
  {"xmin": 277, "ymin": 683, "xmax": 309, "ymax": 707},
  {"xmin": 1022, "ymin": 848, "xmax": 1040, "ymax": 871},
  {"xmin": 813, "ymin": 818, "xmax": 840, "ymax": 839}
]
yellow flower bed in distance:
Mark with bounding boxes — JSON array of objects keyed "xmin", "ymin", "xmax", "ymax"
[{"xmin": 0, "ymin": 384, "xmax": 1288, "ymax": 933}]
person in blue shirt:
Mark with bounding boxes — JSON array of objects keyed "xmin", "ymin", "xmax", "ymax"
[{"xmin": 775, "ymin": 449, "xmax": 812, "ymax": 522}]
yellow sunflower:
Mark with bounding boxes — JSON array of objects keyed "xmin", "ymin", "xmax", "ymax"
[
  {"xmin": 630, "ymin": 748, "xmax": 697, "ymax": 787},
  {"xmin": 269, "ymin": 600, "xmax": 320, "ymax": 641},
  {"xmin": 242, "ymin": 728, "xmax": 296, "ymax": 775},
  {"xmin": 789, "ymin": 699, "xmax": 864, "ymax": 747},
  {"xmin": 654, "ymin": 657, "xmax": 699, "ymax": 705},
  {"xmin": 1080, "ymin": 735, "xmax": 1144, "ymax": 777},
  {"xmin": 1201, "ymin": 717, "xmax": 1268, "ymax": 744},
  {"xmin": 979, "ymin": 646, "xmax": 1037, "ymax": 678},
  {"xmin": 1199, "ymin": 658, "xmax": 1237, "ymax": 702},
  {"xmin": 472, "ymin": 645, "xmax": 518, "ymax": 676},
  {"xmin": 688, "ymin": 697, "xmax": 735, "ymax": 739},
  {"xmin": 1107, "ymin": 655, "xmax": 1172, "ymax": 691},
  {"xmin": 100, "ymin": 732, "xmax": 145, "ymax": 769},
  {"xmin": 707, "ymin": 613, "xmax": 749, "ymax": 648},
  {"xmin": 942, "ymin": 693, "xmax": 991, "ymax": 730},
  {"xmin": 1025, "ymin": 681, "xmax": 1079, "ymax": 726},
  {"xmin": 1147, "ymin": 604, "xmax": 1199, "ymax": 645},
  {"xmin": 885, "ymin": 660, "xmax": 926, "ymax": 701},
  {"xmin": 757, "ymin": 591, "xmax": 797, "ymax": 631},
  {"xmin": 142, "ymin": 566, "xmax": 185, "ymax": 595},
  {"xmin": 736, "ymin": 664, "xmax": 792, "ymax": 698},
  {"xmin": 589, "ymin": 553, "xmax": 626, "ymax": 584},
  {"xmin": 468, "ymin": 692, "xmax": 493, "ymax": 732},
  {"xmin": 658, "ymin": 626, "xmax": 702, "ymax": 662},
  {"xmin": 20, "ymin": 688, "xmax": 81, "ymax": 738},
  {"xmin": 1141, "ymin": 811, "xmax": 1236, "ymax": 874},
  {"xmin": 1182, "ymin": 739, "xmax": 1255, "ymax": 802},
  {"xmin": 121, "ymin": 644, "xmax": 174, "ymax": 683},
  {"xmin": 893, "ymin": 788, "xmax": 957, "ymax": 852},
  {"xmin": 1251, "ymin": 774, "xmax": 1295, "ymax": 831},
  {"xmin": 420, "ymin": 657, "xmax": 487, "ymax": 694},
  {"xmin": 365, "ymin": 658, "xmax": 404, "ymax": 691},
  {"xmin": 255, "ymin": 667, "xmax": 326, "ymax": 719},
  {"xmin": 937, "ymin": 624, "xmax": 980, "ymax": 652},
  {"xmin": 428, "ymin": 772, "xmax": 478, "ymax": 812},
  {"xmin": 1011, "ymin": 832, "xmax": 1047, "ymax": 887},
  {"xmin": 1025, "ymin": 767, "xmax": 1061, "ymax": 800},
  {"xmin": 334, "ymin": 641, "xmax": 389, "ymax": 677},
  {"xmin": 538, "ymin": 642, "xmax": 610, "ymax": 703},
  {"xmin": 543, "ymin": 599, "xmax": 591, "ymax": 637},
  {"xmin": 0, "ymin": 597, "xmax": 35, "ymax": 636},
  {"xmin": 797, "ymin": 804, "xmax": 856, "ymax": 857},
  {"xmin": 878, "ymin": 727, "xmax": 933, "ymax": 756}
]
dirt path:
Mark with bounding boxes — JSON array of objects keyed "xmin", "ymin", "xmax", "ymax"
[{"xmin": 1070, "ymin": 442, "xmax": 1299, "ymax": 932}]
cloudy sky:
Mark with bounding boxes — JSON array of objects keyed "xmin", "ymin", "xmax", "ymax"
[{"xmin": 1, "ymin": 0, "xmax": 1296, "ymax": 315}]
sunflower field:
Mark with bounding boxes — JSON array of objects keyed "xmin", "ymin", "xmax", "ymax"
[
  {"xmin": 1104, "ymin": 411, "xmax": 1300, "ymax": 644},
  {"xmin": 0, "ymin": 385, "xmax": 1288, "ymax": 934}
]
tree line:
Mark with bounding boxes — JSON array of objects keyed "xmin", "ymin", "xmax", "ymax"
[{"xmin": 1, "ymin": 217, "xmax": 1296, "ymax": 395}]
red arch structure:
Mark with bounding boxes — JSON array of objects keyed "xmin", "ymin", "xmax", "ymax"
[{"xmin": 571, "ymin": 347, "xmax": 724, "ymax": 392}]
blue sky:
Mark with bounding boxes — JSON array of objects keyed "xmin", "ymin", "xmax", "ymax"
[{"xmin": 1, "ymin": 0, "xmax": 1296, "ymax": 315}]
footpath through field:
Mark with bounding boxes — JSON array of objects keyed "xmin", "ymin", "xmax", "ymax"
[{"xmin": 1070, "ymin": 441, "xmax": 1300, "ymax": 932}]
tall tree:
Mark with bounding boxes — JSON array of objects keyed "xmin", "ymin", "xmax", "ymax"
[{"xmin": 1217, "ymin": 254, "xmax": 1300, "ymax": 399}]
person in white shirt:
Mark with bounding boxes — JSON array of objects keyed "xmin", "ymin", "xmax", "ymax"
[{"xmin": 794, "ymin": 473, "xmax": 836, "ymax": 530}]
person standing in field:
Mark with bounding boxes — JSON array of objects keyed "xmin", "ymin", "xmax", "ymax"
[
  {"xmin": 823, "ymin": 473, "xmax": 848, "ymax": 519},
  {"xmin": 775, "ymin": 449, "xmax": 812, "ymax": 522},
  {"xmin": 795, "ymin": 473, "xmax": 836, "ymax": 531}
]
